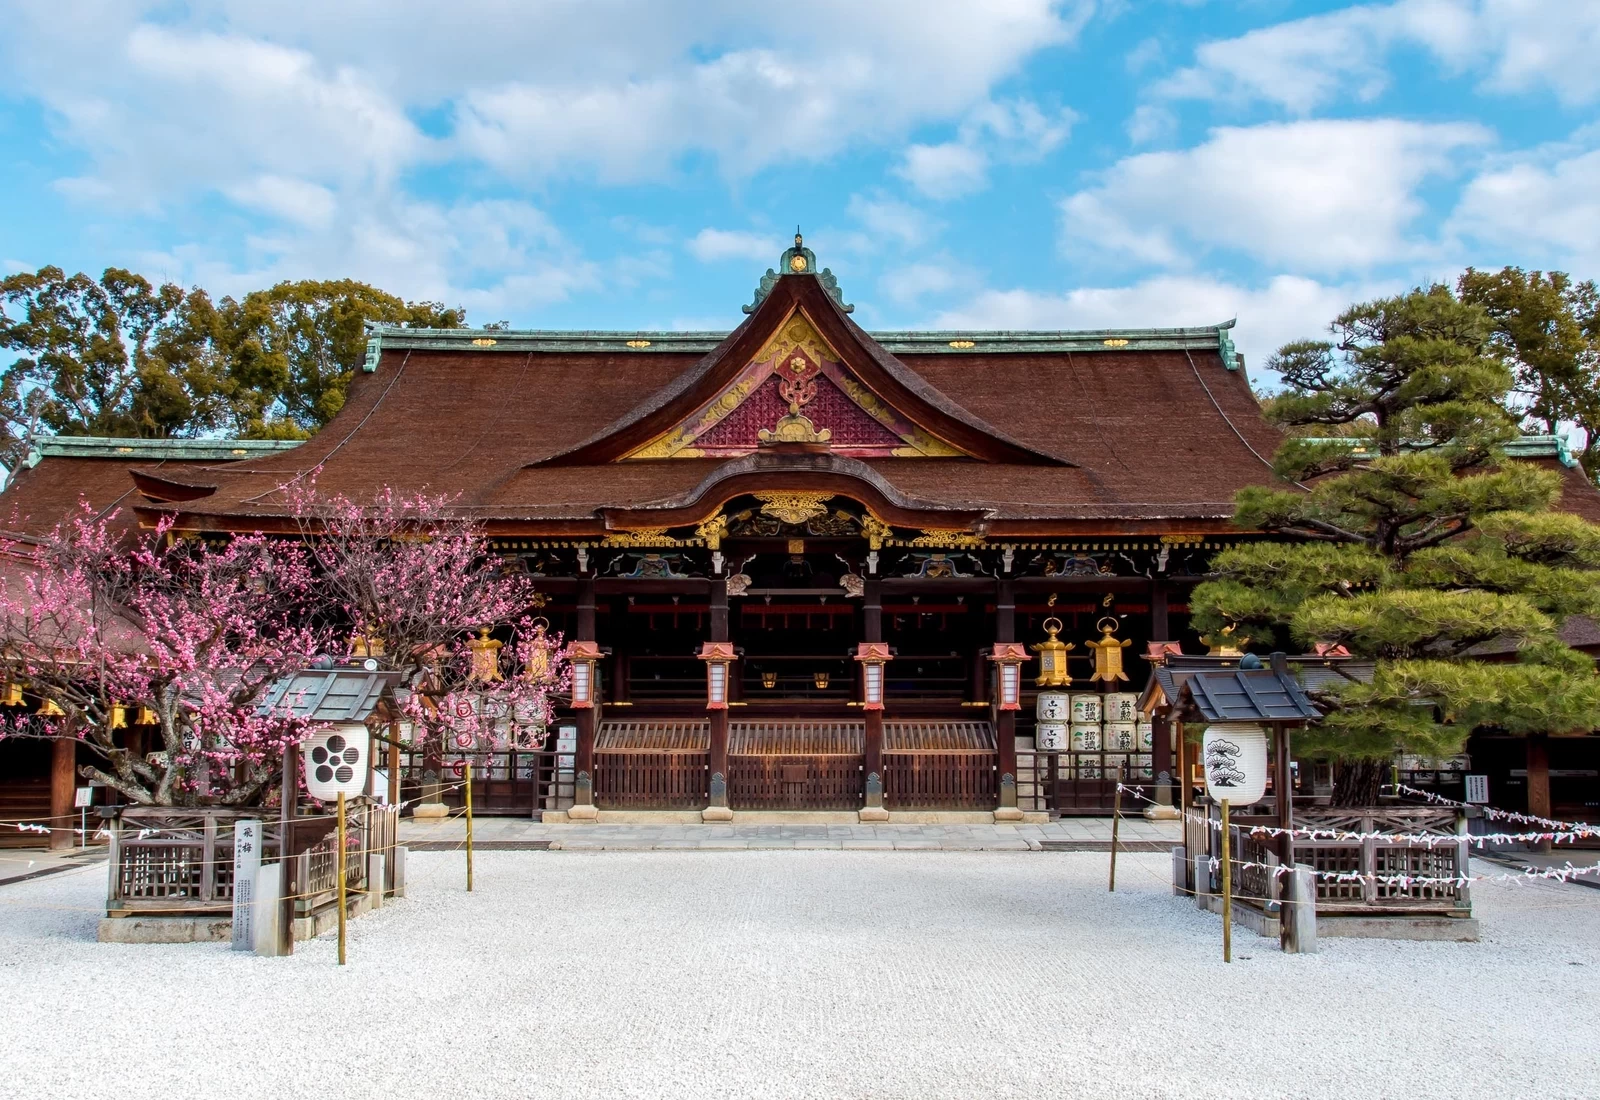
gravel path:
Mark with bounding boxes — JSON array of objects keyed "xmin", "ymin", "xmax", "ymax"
[{"xmin": 2, "ymin": 850, "xmax": 1596, "ymax": 1100}]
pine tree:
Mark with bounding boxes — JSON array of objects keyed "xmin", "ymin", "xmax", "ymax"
[{"xmin": 1191, "ymin": 285, "xmax": 1600, "ymax": 805}]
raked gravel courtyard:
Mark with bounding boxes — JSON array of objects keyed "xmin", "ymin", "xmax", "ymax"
[{"xmin": 2, "ymin": 849, "xmax": 1597, "ymax": 1100}]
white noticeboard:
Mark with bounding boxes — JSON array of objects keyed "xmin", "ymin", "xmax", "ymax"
[
  {"xmin": 73, "ymin": 787, "xmax": 93, "ymax": 808},
  {"xmin": 1201, "ymin": 724, "xmax": 1269, "ymax": 806},
  {"xmin": 1465, "ymin": 774, "xmax": 1490, "ymax": 804},
  {"xmin": 231, "ymin": 818, "xmax": 262, "ymax": 951}
]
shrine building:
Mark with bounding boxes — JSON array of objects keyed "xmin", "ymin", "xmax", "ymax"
[{"xmin": 5, "ymin": 233, "xmax": 1600, "ymax": 827}]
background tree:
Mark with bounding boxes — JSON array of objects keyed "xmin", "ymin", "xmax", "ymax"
[
  {"xmin": 1192, "ymin": 285, "xmax": 1600, "ymax": 805},
  {"xmin": 0, "ymin": 505, "xmax": 330, "ymax": 805},
  {"xmin": 1, "ymin": 267, "xmax": 466, "ymax": 464},
  {"xmin": 1458, "ymin": 266, "xmax": 1600, "ymax": 481},
  {"xmin": 216, "ymin": 280, "xmax": 464, "ymax": 438}
]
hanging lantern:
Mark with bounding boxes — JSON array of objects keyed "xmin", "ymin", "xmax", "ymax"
[
  {"xmin": 109, "ymin": 703, "xmax": 128, "ymax": 730},
  {"xmin": 135, "ymin": 704, "xmax": 159, "ymax": 726},
  {"xmin": 1201, "ymin": 723, "xmax": 1269, "ymax": 805},
  {"xmin": 36, "ymin": 696, "xmax": 64, "ymax": 717},
  {"xmin": 524, "ymin": 618, "xmax": 553, "ymax": 682},
  {"xmin": 1031, "ymin": 617, "xmax": 1074, "ymax": 687},
  {"xmin": 469, "ymin": 627, "xmax": 503, "ymax": 682},
  {"xmin": 1085, "ymin": 616, "xmax": 1131, "ymax": 684},
  {"xmin": 349, "ymin": 631, "xmax": 384, "ymax": 658},
  {"xmin": 698, "ymin": 642, "xmax": 736, "ymax": 710},
  {"xmin": 813, "ymin": 671, "xmax": 831, "ymax": 690},
  {"xmin": 761, "ymin": 670, "xmax": 778, "ymax": 689},
  {"xmin": 988, "ymin": 643, "xmax": 1029, "ymax": 711},
  {"xmin": 1, "ymin": 682, "xmax": 23, "ymax": 707},
  {"xmin": 566, "ymin": 641, "xmax": 603, "ymax": 708},
  {"xmin": 303, "ymin": 722, "xmax": 371, "ymax": 802},
  {"xmin": 855, "ymin": 642, "xmax": 892, "ymax": 711}
]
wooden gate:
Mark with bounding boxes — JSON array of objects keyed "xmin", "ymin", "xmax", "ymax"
[{"xmin": 729, "ymin": 720, "xmax": 863, "ymax": 810}]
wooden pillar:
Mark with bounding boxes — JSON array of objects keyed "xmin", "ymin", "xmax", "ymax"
[
  {"xmin": 1149, "ymin": 575, "xmax": 1170, "ymax": 643},
  {"xmin": 1175, "ymin": 718, "xmax": 1189, "ymax": 814},
  {"xmin": 49, "ymin": 735, "xmax": 76, "ymax": 851},
  {"xmin": 575, "ymin": 574, "xmax": 598, "ymax": 784},
  {"xmin": 1276, "ymin": 723, "xmax": 1295, "ymax": 868},
  {"xmin": 995, "ymin": 579, "xmax": 1017, "ymax": 783},
  {"xmin": 277, "ymin": 742, "xmax": 299, "ymax": 955},
  {"xmin": 1152, "ymin": 711, "xmax": 1173, "ymax": 803},
  {"xmin": 387, "ymin": 718, "xmax": 401, "ymax": 807}
]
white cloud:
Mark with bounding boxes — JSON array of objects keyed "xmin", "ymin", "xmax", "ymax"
[
  {"xmin": 1125, "ymin": 104, "xmax": 1175, "ymax": 145},
  {"xmin": 224, "ymin": 176, "xmax": 338, "ymax": 229},
  {"xmin": 931, "ymin": 273, "xmax": 1395, "ymax": 374},
  {"xmin": 897, "ymin": 144, "xmax": 990, "ymax": 200},
  {"xmin": 1156, "ymin": 0, "xmax": 1600, "ymax": 114},
  {"xmin": 1061, "ymin": 119, "xmax": 1490, "ymax": 273},
  {"xmin": 879, "ymin": 257, "xmax": 974, "ymax": 306},
  {"xmin": 1450, "ymin": 133, "xmax": 1600, "ymax": 271},
  {"xmin": 897, "ymin": 97, "xmax": 1076, "ymax": 199},
  {"xmin": 687, "ymin": 229, "xmax": 778, "ymax": 264},
  {"xmin": 847, "ymin": 196, "xmax": 939, "ymax": 249}
]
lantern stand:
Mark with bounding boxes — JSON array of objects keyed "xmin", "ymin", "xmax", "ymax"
[
  {"xmin": 1173, "ymin": 654, "xmax": 1322, "ymax": 959},
  {"xmin": 698, "ymin": 643, "xmax": 737, "ymax": 822},
  {"xmin": 855, "ymin": 643, "xmax": 892, "ymax": 823},
  {"xmin": 989, "ymin": 643, "xmax": 1031, "ymax": 823},
  {"xmin": 565, "ymin": 641, "xmax": 605, "ymax": 822}
]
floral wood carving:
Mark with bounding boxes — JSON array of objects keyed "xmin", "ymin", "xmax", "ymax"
[{"xmin": 754, "ymin": 491, "xmax": 832, "ymax": 526}]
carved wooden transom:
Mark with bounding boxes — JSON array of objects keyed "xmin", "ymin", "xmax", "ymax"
[{"xmin": 622, "ymin": 310, "xmax": 968, "ymax": 460}]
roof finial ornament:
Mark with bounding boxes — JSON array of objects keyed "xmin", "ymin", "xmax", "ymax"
[{"xmin": 743, "ymin": 229, "xmax": 855, "ymax": 314}]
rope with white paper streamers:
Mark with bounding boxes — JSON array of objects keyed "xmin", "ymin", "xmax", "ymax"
[
  {"xmin": 1203, "ymin": 854, "xmax": 1600, "ymax": 889},
  {"xmin": 1394, "ymin": 783, "xmax": 1600, "ymax": 835},
  {"xmin": 1115, "ymin": 784, "xmax": 1599, "ymax": 847}
]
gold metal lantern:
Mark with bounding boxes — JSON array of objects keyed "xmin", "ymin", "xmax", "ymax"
[
  {"xmin": 1031, "ymin": 617, "xmax": 1074, "ymax": 687},
  {"xmin": 1085, "ymin": 616, "xmax": 1131, "ymax": 684}
]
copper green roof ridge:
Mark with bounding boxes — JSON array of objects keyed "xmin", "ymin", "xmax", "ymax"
[{"xmin": 25, "ymin": 437, "xmax": 305, "ymax": 464}]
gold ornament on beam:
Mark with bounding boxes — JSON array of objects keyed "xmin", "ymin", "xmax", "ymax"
[
  {"xmin": 860, "ymin": 515, "xmax": 893, "ymax": 550},
  {"xmin": 601, "ymin": 528, "xmax": 682, "ymax": 548},
  {"xmin": 695, "ymin": 514, "xmax": 730, "ymax": 550},
  {"xmin": 1084, "ymin": 616, "xmax": 1131, "ymax": 683},
  {"xmin": 1, "ymin": 682, "xmax": 22, "ymax": 707},
  {"xmin": 1202, "ymin": 625, "xmax": 1249, "ymax": 657},
  {"xmin": 1032, "ymin": 616, "xmax": 1074, "ymax": 687},
  {"xmin": 754, "ymin": 491, "xmax": 832, "ymax": 526}
]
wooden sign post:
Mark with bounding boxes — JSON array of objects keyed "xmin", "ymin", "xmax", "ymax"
[
  {"xmin": 1108, "ymin": 761, "xmax": 1123, "ymax": 892},
  {"xmin": 1220, "ymin": 798, "xmax": 1232, "ymax": 963},
  {"xmin": 465, "ymin": 760, "xmax": 475, "ymax": 893},
  {"xmin": 336, "ymin": 790, "xmax": 348, "ymax": 966}
]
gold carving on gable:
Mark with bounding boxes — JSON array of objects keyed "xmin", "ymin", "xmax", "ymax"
[
  {"xmin": 904, "ymin": 529, "xmax": 986, "ymax": 549},
  {"xmin": 694, "ymin": 514, "xmax": 729, "ymax": 550},
  {"xmin": 756, "ymin": 312, "xmax": 837, "ymax": 368},
  {"xmin": 754, "ymin": 491, "xmax": 832, "ymax": 526}
]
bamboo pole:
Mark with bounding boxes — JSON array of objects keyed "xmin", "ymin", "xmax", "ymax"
[
  {"xmin": 465, "ymin": 759, "xmax": 475, "ymax": 893},
  {"xmin": 1108, "ymin": 761, "xmax": 1123, "ymax": 892},
  {"xmin": 1221, "ymin": 797, "xmax": 1232, "ymax": 964},
  {"xmin": 336, "ymin": 790, "xmax": 347, "ymax": 966}
]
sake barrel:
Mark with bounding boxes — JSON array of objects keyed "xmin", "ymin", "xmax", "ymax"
[
  {"xmin": 1036, "ymin": 721, "xmax": 1067, "ymax": 752},
  {"xmin": 1137, "ymin": 720, "xmax": 1155, "ymax": 751},
  {"xmin": 1106, "ymin": 722, "xmax": 1138, "ymax": 752},
  {"xmin": 1103, "ymin": 753, "xmax": 1129, "ymax": 777},
  {"xmin": 1105, "ymin": 692, "xmax": 1139, "ymax": 724},
  {"xmin": 1070, "ymin": 694, "xmax": 1102, "ymax": 724},
  {"xmin": 1036, "ymin": 691, "xmax": 1071, "ymax": 722},
  {"xmin": 1071, "ymin": 724, "xmax": 1102, "ymax": 751}
]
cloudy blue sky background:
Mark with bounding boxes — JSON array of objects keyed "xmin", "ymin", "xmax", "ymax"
[{"xmin": 2, "ymin": 0, "xmax": 1597, "ymax": 371}]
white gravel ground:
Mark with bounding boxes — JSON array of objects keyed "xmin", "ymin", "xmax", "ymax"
[{"xmin": 1, "ymin": 850, "xmax": 1596, "ymax": 1100}]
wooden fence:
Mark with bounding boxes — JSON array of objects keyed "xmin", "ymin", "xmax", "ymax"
[
  {"xmin": 595, "ymin": 752, "xmax": 710, "ymax": 809},
  {"xmin": 729, "ymin": 756, "xmax": 863, "ymax": 810}
]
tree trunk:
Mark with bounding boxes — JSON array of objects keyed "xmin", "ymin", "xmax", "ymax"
[{"xmin": 1331, "ymin": 759, "xmax": 1387, "ymax": 807}]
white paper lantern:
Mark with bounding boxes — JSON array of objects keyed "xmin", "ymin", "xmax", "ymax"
[
  {"xmin": 304, "ymin": 724, "xmax": 369, "ymax": 801},
  {"xmin": 1201, "ymin": 724, "xmax": 1268, "ymax": 805}
]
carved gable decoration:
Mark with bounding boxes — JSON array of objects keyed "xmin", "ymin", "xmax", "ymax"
[{"xmin": 623, "ymin": 311, "xmax": 967, "ymax": 460}]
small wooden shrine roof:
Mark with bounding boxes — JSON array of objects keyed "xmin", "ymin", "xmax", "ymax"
[
  {"xmin": 1176, "ymin": 660, "xmax": 1322, "ymax": 724},
  {"xmin": 259, "ymin": 665, "xmax": 402, "ymax": 722}
]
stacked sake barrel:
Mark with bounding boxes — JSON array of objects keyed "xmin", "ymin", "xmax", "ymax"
[{"xmin": 1034, "ymin": 690, "xmax": 1154, "ymax": 779}]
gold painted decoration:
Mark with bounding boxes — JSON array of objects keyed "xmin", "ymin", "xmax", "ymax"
[
  {"xmin": 601, "ymin": 528, "xmax": 683, "ymax": 547},
  {"xmin": 1085, "ymin": 616, "xmax": 1131, "ymax": 683},
  {"xmin": 694, "ymin": 514, "xmax": 730, "ymax": 550},
  {"xmin": 860, "ymin": 515, "xmax": 893, "ymax": 550},
  {"xmin": 755, "ymin": 491, "xmax": 832, "ymax": 526},
  {"xmin": 758, "ymin": 411, "xmax": 831, "ymax": 446},
  {"xmin": 1202, "ymin": 625, "xmax": 1249, "ymax": 657},
  {"xmin": 1, "ymin": 682, "xmax": 22, "ymax": 707},
  {"xmin": 36, "ymin": 696, "xmax": 64, "ymax": 716},
  {"xmin": 904, "ymin": 530, "xmax": 986, "ymax": 549}
]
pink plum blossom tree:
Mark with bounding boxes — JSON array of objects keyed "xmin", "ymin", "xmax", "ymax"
[{"xmin": 0, "ymin": 504, "xmax": 329, "ymax": 805}]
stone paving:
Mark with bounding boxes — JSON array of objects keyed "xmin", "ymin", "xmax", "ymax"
[{"xmin": 399, "ymin": 813, "xmax": 1181, "ymax": 850}]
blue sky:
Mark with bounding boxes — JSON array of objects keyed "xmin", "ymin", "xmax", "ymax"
[{"xmin": 2, "ymin": 0, "xmax": 1597, "ymax": 371}]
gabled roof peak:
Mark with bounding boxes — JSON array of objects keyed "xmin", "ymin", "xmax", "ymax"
[{"xmin": 744, "ymin": 229, "xmax": 854, "ymax": 314}]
